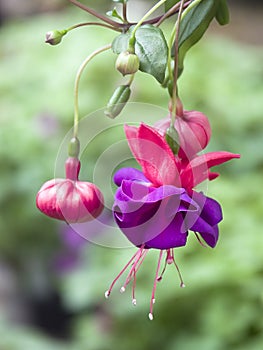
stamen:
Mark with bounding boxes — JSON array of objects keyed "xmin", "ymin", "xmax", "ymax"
[
  {"xmin": 105, "ymin": 247, "xmax": 143, "ymax": 298},
  {"xmin": 122, "ymin": 246, "xmax": 146, "ymax": 290},
  {"xmin": 157, "ymin": 249, "xmax": 172, "ymax": 281},
  {"xmin": 171, "ymin": 249, "xmax": 185, "ymax": 288},
  {"xmin": 149, "ymin": 250, "xmax": 163, "ymax": 320},
  {"xmin": 120, "ymin": 286, "xmax": 126, "ymax": 293},
  {"xmin": 194, "ymin": 231, "xmax": 208, "ymax": 248}
]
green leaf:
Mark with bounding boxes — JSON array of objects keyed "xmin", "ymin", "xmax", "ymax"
[
  {"xmin": 112, "ymin": 25, "xmax": 168, "ymax": 83},
  {"xmin": 106, "ymin": 7, "xmax": 123, "ymax": 22},
  {"xmin": 112, "ymin": 32, "xmax": 130, "ymax": 54},
  {"xmin": 177, "ymin": 0, "xmax": 218, "ymax": 76},
  {"xmin": 165, "ymin": 0, "xmax": 180, "ymax": 12}
]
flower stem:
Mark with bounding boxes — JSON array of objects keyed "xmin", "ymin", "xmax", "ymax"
[
  {"xmin": 128, "ymin": 0, "xmax": 167, "ymax": 50},
  {"xmin": 123, "ymin": 0, "xmax": 128, "ymax": 23},
  {"xmin": 170, "ymin": 0, "xmax": 185, "ymax": 124},
  {"xmin": 73, "ymin": 44, "xmax": 111, "ymax": 138},
  {"xmin": 67, "ymin": 22, "xmax": 122, "ymax": 32}
]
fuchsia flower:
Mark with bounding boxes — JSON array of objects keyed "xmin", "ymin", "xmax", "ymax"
[
  {"xmin": 36, "ymin": 157, "xmax": 104, "ymax": 223},
  {"xmin": 105, "ymin": 121, "xmax": 240, "ymax": 319}
]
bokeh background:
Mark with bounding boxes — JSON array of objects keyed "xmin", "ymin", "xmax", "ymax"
[{"xmin": 0, "ymin": 0, "xmax": 263, "ymax": 349}]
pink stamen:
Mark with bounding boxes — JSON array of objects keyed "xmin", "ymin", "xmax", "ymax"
[
  {"xmin": 121, "ymin": 246, "xmax": 146, "ymax": 291},
  {"xmin": 171, "ymin": 249, "xmax": 185, "ymax": 288},
  {"xmin": 105, "ymin": 246, "xmax": 144, "ymax": 298},
  {"xmin": 149, "ymin": 250, "xmax": 163, "ymax": 320}
]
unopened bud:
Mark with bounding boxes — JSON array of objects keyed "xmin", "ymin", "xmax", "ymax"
[
  {"xmin": 105, "ymin": 85, "xmax": 131, "ymax": 119},
  {"xmin": 45, "ymin": 29, "xmax": 67, "ymax": 45},
  {"xmin": 68, "ymin": 137, "xmax": 80, "ymax": 158},
  {"xmin": 115, "ymin": 51, "xmax": 140, "ymax": 76}
]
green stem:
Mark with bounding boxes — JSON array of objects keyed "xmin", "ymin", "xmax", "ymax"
[
  {"xmin": 171, "ymin": 0, "xmax": 185, "ymax": 125},
  {"xmin": 128, "ymin": 0, "xmax": 167, "ymax": 49},
  {"xmin": 167, "ymin": 23, "xmax": 177, "ymax": 86},
  {"xmin": 73, "ymin": 44, "xmax": 111, "ymax": 138}
]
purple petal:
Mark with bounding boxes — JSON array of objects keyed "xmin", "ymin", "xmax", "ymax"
[
  {"xmin": 189, "ymin": 192, "xmax": 222, "ymax": 248},
  {"xmin": 113, "ymin": 180, "xmax": 199, "ymax": 249},
  {"xmin": 113, "ymin": 167, "xmax": 149, "ymax": 186}
]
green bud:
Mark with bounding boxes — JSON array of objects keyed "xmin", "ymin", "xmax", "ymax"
[
  {"xmin": 215, "ymin": 0, "xmax": 230, "ymax": 26},
  {"xmin": 104, "ymin": 85, "xmax": 131, "ymax": 119},
  {"xmin": 115, "ymin": 51, "xmax": 140, "ymax": 76},
  {"xmin": 68, "ymin": 137, "xmax": 80, "ymax": 158},
  {"xmin": 45, "ymin": 29, "xmax": 67, "ymax": 46},
  {"xmin": 165, "ymin": 125, "xmax": 179, "ymax": 155}
]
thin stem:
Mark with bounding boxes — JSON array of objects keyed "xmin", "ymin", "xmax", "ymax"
[
  {"xmin": 67, "ymin": 21, "xmax": 122, "ymax": 32},
  {"xmin": 129, "ymin": 0, "xmax": 167, "ymax": 47},
  {"xmin": 171, "ymin": 0, "xmax": 185, "ymax": 123},
  {"xmin": 156, "ymin": 0, "xmax": 191, "ymax": 27},
  {"xmin": 73, "ymin": 44, "xmax": 111, "ymax": 138},
  {"xmin": 123, "ymin": 1, "xmax": 128, "ymax": 23},
  {"xmin": 68, "ymin": 0, "xmax": 123, "ymax": 28},
  {"xmin": 167, "ymin": 23, "xmax": 177, "ymax": 88}
]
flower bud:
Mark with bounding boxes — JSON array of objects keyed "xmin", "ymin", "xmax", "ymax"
[
  {"xmin": 104, "ymin": 85, "xmax": 131, "ymax": 119},
  {"xmin": 45, "ymin": 29, "xmax": 67, "ymax": 46},
  {"xmin": 115, "ymin": 51, "xmax": 140, "ymax": 76},
  {"xmin": 155, "ymin": 110, "xmax": 211, "ymax": 159},
  {"xmin": 36, "ymin": 157, "xmax": 104, "ymax": 223}
]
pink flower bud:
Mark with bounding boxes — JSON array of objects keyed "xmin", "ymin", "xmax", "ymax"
[
  {"xmin": 154, "ymin": 110, "xmax": 211, "ymax": 159},
  {"xmin": 36, "ymin": 157, "xmax": 104, "ymax": 223}
]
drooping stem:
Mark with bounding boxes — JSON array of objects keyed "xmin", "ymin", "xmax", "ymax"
[
  {"xmin": 67, "ymin": 21, "xmax": 122, "ymax": 32},
  {"xmin": 128, "ymin": 0, "xmax": 167, "ymax": 50},
  {"xmin": 170, "ymin": 0, "xmax": 185, "ymax": 124},
  {"xmin": 73, "ymin": 44, "xmax": 111, "ymax": 138}
]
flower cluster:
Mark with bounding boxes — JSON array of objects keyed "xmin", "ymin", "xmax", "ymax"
[{"xmin": 105, "ymin": 111, "xmax": 240, "ymax": 319}]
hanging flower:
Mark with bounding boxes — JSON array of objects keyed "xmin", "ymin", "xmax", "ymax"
[
  {"xmin": 36, "ymin": 157, "xmax": 104, "ymax": 223},
  {"xmin": 105, "ymin": 123, "xmax": 240, "ymax": 319}
]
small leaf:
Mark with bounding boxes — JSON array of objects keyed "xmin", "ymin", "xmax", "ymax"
[
  {"xmin": 165, "ymin": 0, "xmax": 180, "ymax": 12},
  {"xmin": 106, "ymin": 7, "xmax": 123, "ymax": 22},
  {"xmin": 177, "ymin": 0, "xmax": 218, "ymax": 76},
  {"xmin": 112, "ymin": 25, "xmax": 168, "ymax": 83}
]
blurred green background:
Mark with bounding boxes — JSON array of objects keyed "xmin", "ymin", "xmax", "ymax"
[{"xmin": 0, "ymin": 0, "xmax": 263, "ymax": 349}]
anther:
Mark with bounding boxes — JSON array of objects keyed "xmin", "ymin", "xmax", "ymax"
[
  {"xmin": 148, "ymin": 313, "xmax": 154, "ymax": 321},
  {"xmin": 132, "ymin": 298, "xmax": 137, "ymax": 306},
  {"xmin": 104, "ymin": 290, "xmax": 110, "ymax": 299},
  {"xmin": 120, "ymin": 286, "xmax": 126, "ymax": 293}
]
